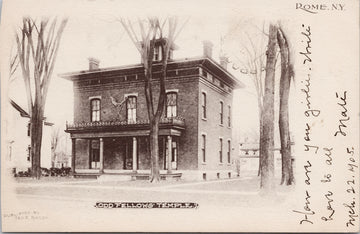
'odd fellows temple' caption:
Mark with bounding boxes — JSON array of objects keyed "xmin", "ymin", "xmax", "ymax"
[{"xmin": 95, "ymin": 202, "xmax": 199, "ymax": 209}]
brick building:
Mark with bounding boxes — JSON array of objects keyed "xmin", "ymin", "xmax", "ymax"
[{"xmin": 61, "ymin": 41, "xmax": 244, "ymax": 180}]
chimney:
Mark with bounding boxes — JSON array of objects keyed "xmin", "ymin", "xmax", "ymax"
[
  {"xmin": 88, "ymin": 57, "xmax": 100, "ymax": 70},
  {"xmin": 202, "ymin": 40, "xmax": 213, "ymax": 58},
  {"xmin": 219, "ymin": 56, "xmax": 229, "ymax": 70}
]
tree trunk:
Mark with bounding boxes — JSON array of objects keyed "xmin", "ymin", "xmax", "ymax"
[
  {"xmin": 149, "ymin": 121, "xmax": 160, "ymax": 182},
  {"xmin": 277, "ymin": 28, "xmax": 295, "ymax": 185},
  {"xmin": 260, "ymin": 24, "xmax": 277, "ymax": 191},
  {"xmin": 30, "ymin": 106, "xmax": 44, "ymax": 179},
  {"xmin": 258, "ymin": 104, "xmax": 263, "ymax": 176}
]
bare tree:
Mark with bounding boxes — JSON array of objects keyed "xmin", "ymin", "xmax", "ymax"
[
  {"xmin": 9, "ymin": 45, "xmax": 20, "ymax": 83},
  {"xmin": 241, "ymin": 31, "xmax": 267, "ymax": 177},
  {"xmin": 277, "ymin": 25, "xmax": 295, "ymax": 185},
  {"xmin": 120, "ymin": 17, "xmax": 186, "ymax": 182},
  {"xmin": 260, "ymin": 23, "xmax": 277, "ymax": 191},
  {"xmin": 223, "ymin": 21, "xmax": 268, "ymax": 176},
  {"xmin": 14, "ymin": 17, "xmax": 68, "ymax": 178}
]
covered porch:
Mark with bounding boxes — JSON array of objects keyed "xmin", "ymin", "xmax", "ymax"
[{"xmin": 66, "ymin": 117, "xmax": 185, "ymax": 179}]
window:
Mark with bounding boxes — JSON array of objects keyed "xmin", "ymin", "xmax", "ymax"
[
  {"xmin": 220, "ymin": 101, "xmax": 224, "ymax": 125},
  {"xmin": 27, "ymin": 145, "xmax": 31, "ymax": 162},
  {"xmin": 219, "ymin": 138, "xmax": 223, "ymax": 163},
  {"xmin": 227, "ymin": 140, "xmax": 231, "ymax": 163},
  {"xmin": 201, "ymin": 134, "xmax": 206, "ymax": 162},
  {"xmin": 153, "ymin": 46, "xmax": 160, "ymax": 61},
  {"xmin": 228, "ymin": 105, "xmax": 231, "ymax": 127},
  {"xmin": 166, "ymin": 92, "xmax": 177, "ymax": 117},
  {"xmin": 27, "ymin": 123, "xmax": 31, "ymax": 137},
  {"xmin": 126, "ymin": 96, "xmax": 137, "ymax": 123},
  {"xmin": 201, "ymin": 92, "xmax": 207, "ymax": 119},
  {"xmin": 90, "ymin": 99, "xmax": 101, "ymax": 122}
]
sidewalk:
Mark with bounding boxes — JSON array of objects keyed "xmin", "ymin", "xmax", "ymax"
[{"xmin": 14, "ymin": 175, "xmax": 293, "ymax": 195}]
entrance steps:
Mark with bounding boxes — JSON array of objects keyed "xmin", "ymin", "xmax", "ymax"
[
  {"xmin": 73, "ymin": 173, "xmax": 100, "ymax": 179},
  {"xmin": 74, "ymin": 170, "xmax": 182, "ymax": 181}
]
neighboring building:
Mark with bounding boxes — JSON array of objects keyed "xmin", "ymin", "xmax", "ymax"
[
  {"xmin": 52, "ymin": 126, "xmax": 72, "ymax": 168},
  {"xmin": 238, "ymin": 141, "xmax": 295, "ymax": 177},
  {"xmin": 61, "ymin": 40, "xmax": 244, "ymax": 180},
  {"xmin": 5, "ymin": 99, "xmax": 54, "ymax": 173},
  {"xmin": 53, "ymin": 152, "xmax": 71, "ymax": 168}
]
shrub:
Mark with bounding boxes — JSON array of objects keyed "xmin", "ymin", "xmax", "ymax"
[
  {"xmin": 14, "ymin": 167, "xmax": 72, "ymax": 177},
  {"xmin": 15, "ymin": 169, "xmax": 31, "ymax": 177},
  {"xmin": 50, "ymin": 167, "xmax": 71, "ymax": 177}
]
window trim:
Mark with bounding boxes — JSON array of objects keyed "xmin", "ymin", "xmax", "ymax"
[
  {"xmin": 124, "ymin": 93, "xmax": 138, "ymax": 98},
  {"xmin": 89, "ymin": 95, "xmax": 102, "ymax": 100},
  {"xmin": 166, "ymin": 89, "xmax": 179, "ymax": 93}
]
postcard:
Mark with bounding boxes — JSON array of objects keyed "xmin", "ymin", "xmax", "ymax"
[{"xmin": 1, "ymin": 0, "xmax": 359, "ymax": 232}]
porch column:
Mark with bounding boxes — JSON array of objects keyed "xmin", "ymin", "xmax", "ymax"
[
  {"xmin": 71, "ymin": 138, "xmax": 76, "ymax": 175},
  {"xmin": 132, "ymin": 137, "xmax": 137, "ymax": 172},
  {"xmin": 99, "ymin": 138, "xmax": 104, "ymax": 173},
  {"xmin": 167, "ymin": 136, "xmax": 172, "ymax": 173}
]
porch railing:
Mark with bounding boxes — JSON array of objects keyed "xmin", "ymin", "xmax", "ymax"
[{"xmin": 66, "ymin": 116, "xmax": 185, "ymax": 131}]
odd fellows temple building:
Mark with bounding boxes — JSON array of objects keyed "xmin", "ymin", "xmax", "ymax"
[{"xmin": 61, "ymin": 40, "xmax": 244, "ymax": 180}]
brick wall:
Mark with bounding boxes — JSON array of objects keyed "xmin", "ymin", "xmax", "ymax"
[
  {"xmin": 75, "ymin": 139, "xmax": 89, "ymax": 169},
  {"xmin": 198, "ymin": 77, "xmax": 233, "ymax": 171},
  {"xmin": 73, "ymin": 75, "xmax": 199, "ymax": 170},
  {"xmin": 70, "ymin": 60, "xmax": 238, "ymax": 174}
]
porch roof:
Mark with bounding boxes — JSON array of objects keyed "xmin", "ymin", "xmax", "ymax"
[{"xmin": 66, "ymin": 117, "xmax": 185, "ymax": 138}]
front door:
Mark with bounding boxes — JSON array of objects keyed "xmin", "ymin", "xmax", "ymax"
[
  {"xmin": 124, "ymin": 138, "xmax": 133, "ymax": 170},
  {"xmin": 90, "ymin": 139, "xmax": 100, "ymax": 169}
]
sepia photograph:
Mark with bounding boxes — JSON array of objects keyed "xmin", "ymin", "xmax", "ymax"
[{"xmin": 1, "ymin": 0, "xmax": 359, "ymax": 232}]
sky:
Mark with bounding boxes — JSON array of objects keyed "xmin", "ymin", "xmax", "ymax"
[{"xmin": 4, "ymin": 1, "xmax": 297, "ymax": 145}]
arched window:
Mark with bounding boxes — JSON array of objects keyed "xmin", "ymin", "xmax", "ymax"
[
  {"xmin": 166, "ymin": 92, "xmax": 177, "ymax": 117},
  {"xmin": 90, "ymin": 99, "xmax": 101, "ymax": 122},
  {"xmin": 126, "ymin": 96, "xmax": 137, "ymax": 123},
  {"xmin": 201, "ymin": 92, "xmax": 207, "ymax": 119}
]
